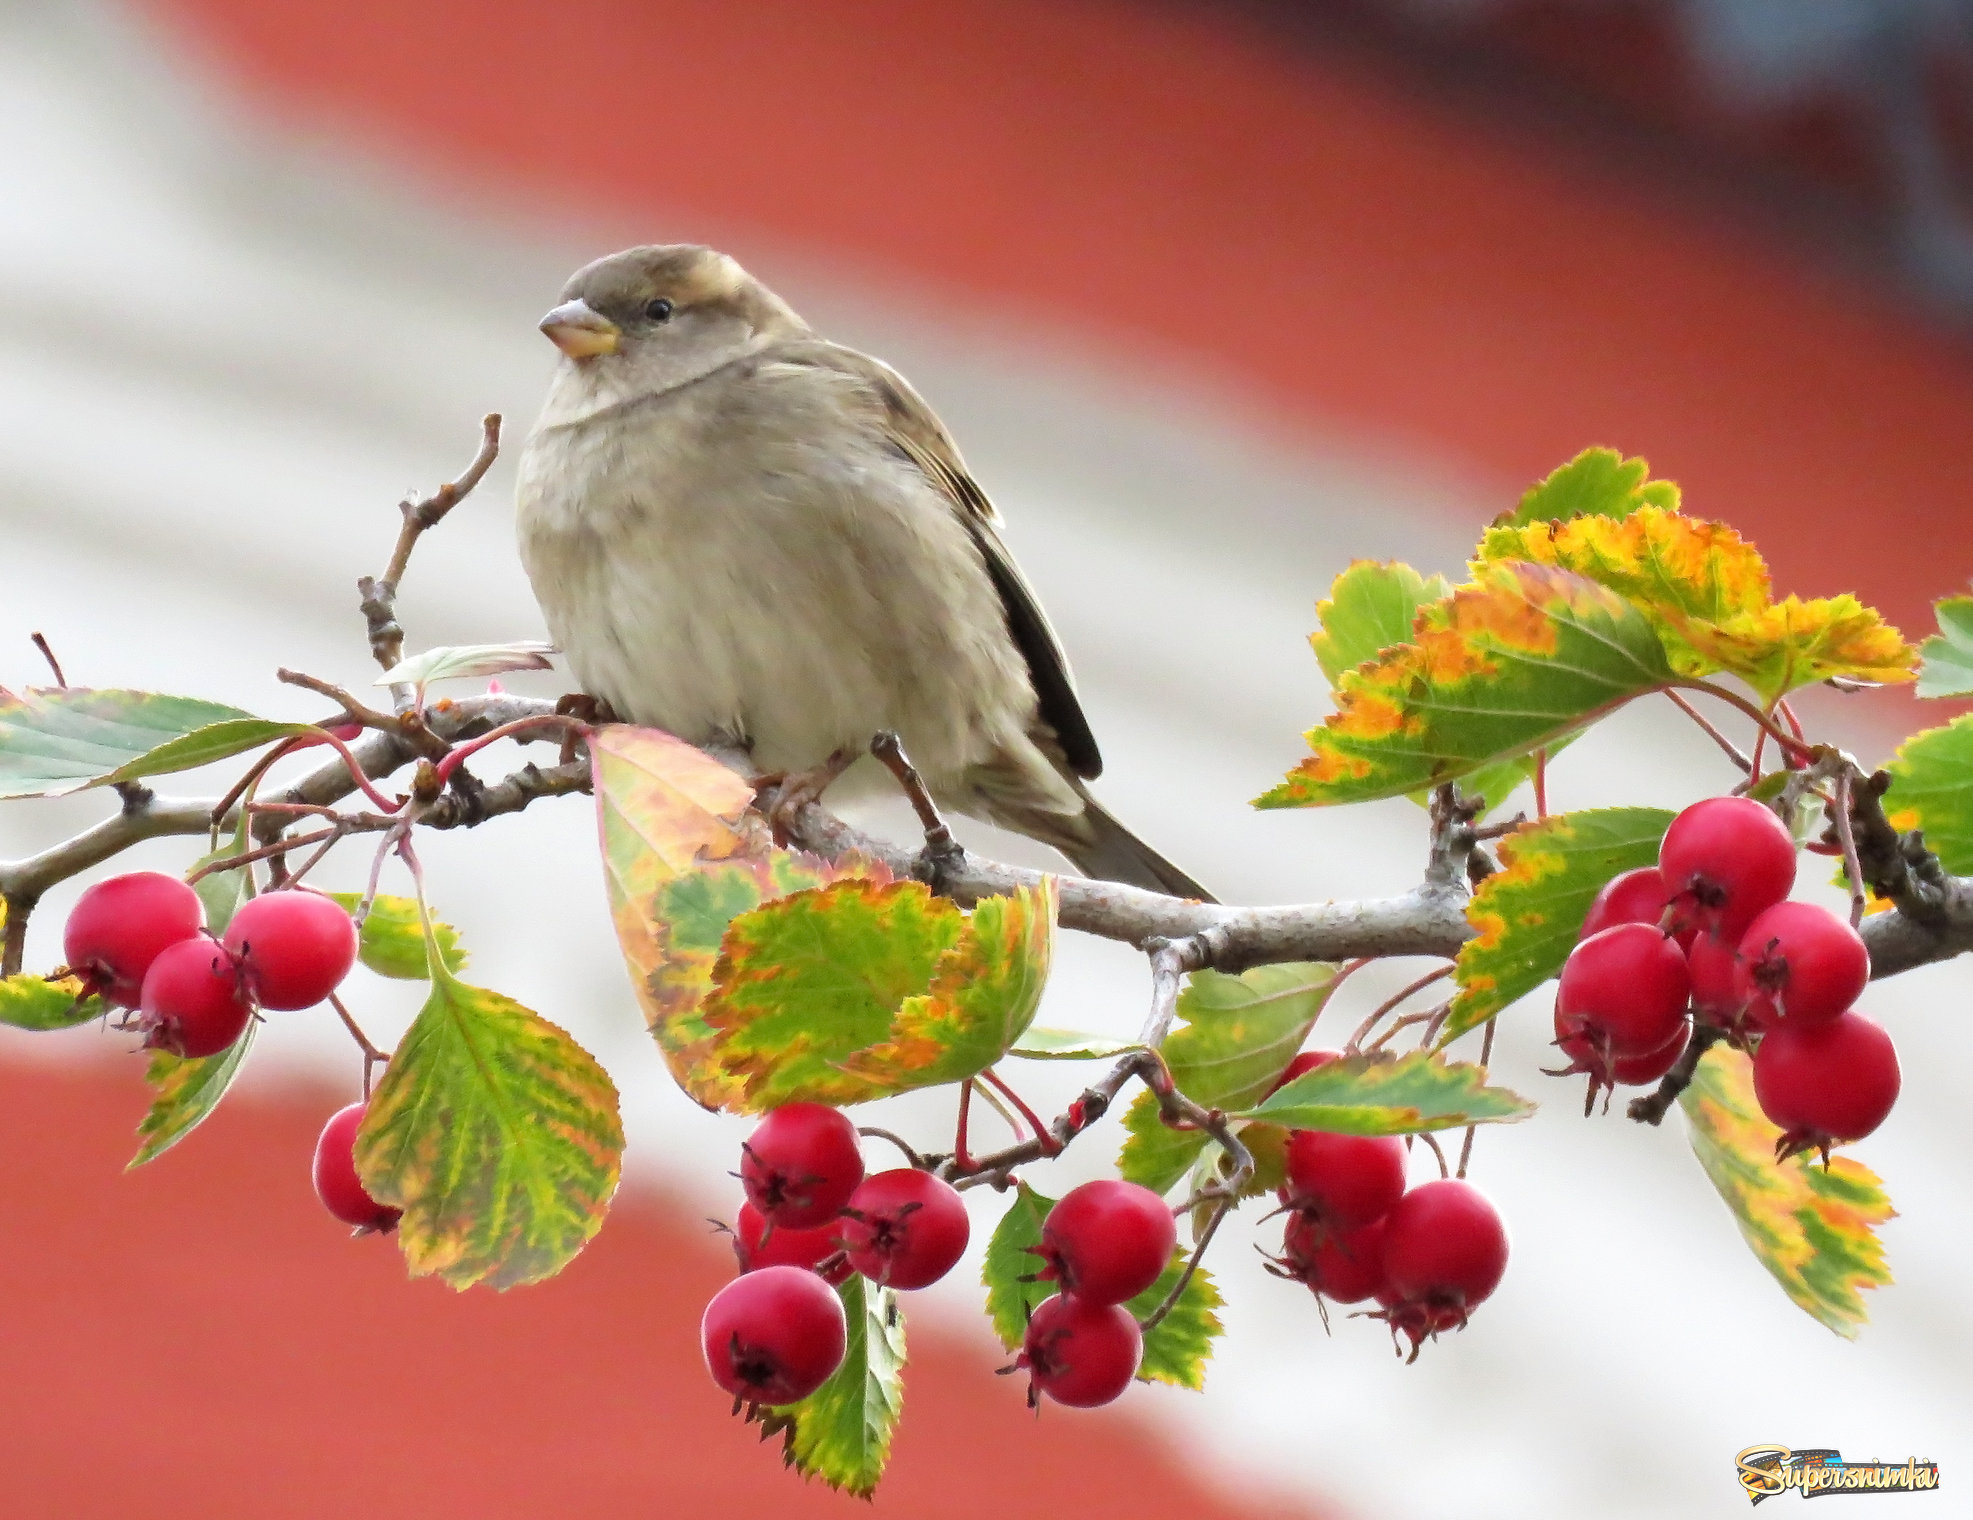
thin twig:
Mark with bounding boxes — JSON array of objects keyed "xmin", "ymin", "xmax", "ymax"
[
  {"xmin": 1832, "ymin": 768, "xmax": 1867, "ymax": 929},
  {"xmin": 969, "ymin": 1075, "xmax": 1024, "ymax": 1143},
  {"xmin": 1663, "ymin": 689, "xmax": 1754, "ymax": 774},
  {"xmin": 857, "ymin": 1127, "xmax": 926, "ymax": 1169},
  {"xmin": 28, "ymin": 633, "xmax": 66, "ymax": 687},
  {"xmin": 1344, "ymin": 964, "xmax": 1455, "ymax": 1053},
  {"xmin": 360, "ymin": 414, "xmax": 502, "ymax": 678},
  {"xmin": 185, "ymin": 827, "xmax": 340, "ymax": 882},
  {"xmin": 1457, "ymin": 1017, "xmax": 1496, "ymax": 1178},
  {"xmin": 1415, "ymin": 1131, "xmax": 1451, "ymax": 1179},
  {"xmin": 328, "ymin": 991, "xmax": 390, "ymax": 1098},
  {"xmin": 980, "ymin": 1068, "xmax": 1059, "ymax": 1154}
]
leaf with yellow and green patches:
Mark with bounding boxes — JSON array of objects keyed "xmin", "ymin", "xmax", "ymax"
[
  {"xmin": 323, "ymin": 893, "xmax": 466, "ymax": 980},
  {"xmin": 1312, "ymin": 561, "xmax": 1452, "ymax": 686},
  {"xmin": 129, "ymin": 1027, "xmax": 256, "ymax": 1167},
  {"xmin": 1261, "ymin": 561, "xmax": 1677, "ymax": 808},
  {"xmin": 1478, "ymin": 505, "xmax": 1914, "ymax": 701},
  {"xmin": 1916, "ymin": 591, "xmax": 1973, "ymax": 699},
  {"xmin": 980, "ymin": 1184, "xmax": 1222, "ymax": 1389},
  {"xmin": 1882, "ymin": 712, "xmax": 1973, "ymax": 874},
  {"xmin": 761, "ymin": 1275, "xmax": 906, "ymax": 1497},
  {"xmin": 1441, "ymin": 806, "xmax": 1675, "ymax": 1046},
  {"xmin": 691, "ymin": 877, "xmax": 1054, "ymax": 1112},
  {"xmin": 1681, "ymin": 1043, "xmax": 1893, "ymax": 1337},
  {"xmin": 1235, "ymin": 1049, "xmax": 1533, "ymax": 1133},
  {"xmin": 1117, "ymin": 963, "xmax": 1339, "ymax": 1195},
  {"xmin": 355, "ymin": 931, "xmax": 622, "ymax": 1290},
  {"xmin": 0, "ymin": 971, "xmax": 103, "ymax": 1030},
  {"xmin": 1493, "ymin": 447, "xmax": 1680, "ymax": 529}
]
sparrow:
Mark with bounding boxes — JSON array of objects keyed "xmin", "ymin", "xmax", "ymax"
[{"xmin": 514, "ymin": 244, "xmax": 1211, "ymax": 900}]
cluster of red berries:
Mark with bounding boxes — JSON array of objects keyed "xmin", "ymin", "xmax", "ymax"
[
  {"xmin": 64, "ymin": 871, "xmax": 359, "ymax": 1059},
  {"xmin": 1266, "ymin": 1051, "xmax": 1510, "ymax": 1359},
  {"xmin": 701, "ymin": 1103, "xmax": 971, "ymax": 1406},
  {"xmin": 1555, "ymin": 795, "xmax": 1900, "ymax": 1159},
  {"xmin": 63, "ymin": 871, "xmax": 396, "ymax": 1232}
]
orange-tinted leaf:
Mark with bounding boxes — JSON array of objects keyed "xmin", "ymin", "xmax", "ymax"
[
  {"xmin": 1261, "ymin": 561, "xmax": 1675, "ymax": 807},
  {"xmin": 1681, "ymin": 1044, "xmax": 1893, "ymax": 1338},
  {"xmin": 1682, "ymin": 595, "xmax": 1917, "ymax": 703},
  {"xmin": 1311, "ymin": 560, "xmax": 1450, "ymax": 687}
]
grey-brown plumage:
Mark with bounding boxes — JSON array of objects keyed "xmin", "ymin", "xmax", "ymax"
[{"xmin": 515, "ymin": 244, "xmax": 1210, "ymax": 901}]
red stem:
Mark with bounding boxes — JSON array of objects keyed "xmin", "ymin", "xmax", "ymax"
[
  {"xmin": 431, "ymin": 715, "xmax": 586, "ymax": 786},
  {"xmin": 980, "ymin": 1068, "xmax": 1061, "ymax": 1156}
]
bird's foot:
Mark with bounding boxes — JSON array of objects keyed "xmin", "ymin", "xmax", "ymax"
[{"xmin": 754, "ymin": 747, "xmax": 856, "ymax": 846}]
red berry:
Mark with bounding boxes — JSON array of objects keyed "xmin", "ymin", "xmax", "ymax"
[
  {"xmin": 1375, "ymin": 1179, "xmax": 1509, "ymax": 1359},
  {"xmin": 1733, "ymin": 901, "xmax": 1868, "ymax": 1030},
  {"xmin": 739, "ymin": 1103, "xmax": 865, "ymax": 1230},
  {"xmin": 1658, "ymin": 796, "xmax": 1796, "ymax": 940},
  {"xmin": 1282, "ymin": 1213, "xmax": 1387, "ymax": 1304},
  {"xmin": 1035, "ymin": 1180, "xmax": 1175, "ymax": 1306},
  {"xmin": 63, "ymin": 872, "xmax": 204, "ymax": 1008},
  {"xmin": 137, "ymin": 936, "xmax": 253, "ymax": 1058},
  {"xmin": 312, "ymin": 1101, "xmax": 400, "ymax": 1232},
  {"xmin": 1018, "ymin": 1293, "xmax": 1142, "ymax": 1409},
  {"xmin": 1687, "ymin": 931, "xmax": 1745, "ymax": 1027},
  {"xmin": 837, "ymin": 1169, "xmax": 970, "ymax": 1290},
  {"xmin": 1283, "ymin": 1129, "xmax": 1407, "ymax": 1230},
  {"xmin": 1267, "ymin": 1048, "xmax": 1339, "ymax": 1097},
  {"xmin": 1753, "ymin": 1010, "xmax": 1900, "ymax": 1158},
  {"xmin": 731, "ymin": 1201, "xmax": 850, "ymax": 1283},
  {"xmin": 222, "ymin": 891, "xmax": 358, "ymax": 1010},
  {"xmin": 1552, "ymin": 1002, "xmax": 1690, "ymax": 1108},
  {"xmin": 1611, "ymin": 1020, "xmax": 1690, "ymax": 1086},
  {"xmin": 701, "ymin": 1265, "xmax": 847, "ymax": 1404},
  {"xmin": 1557, "ymin": 923, "xmax": 1690, "ymax": 1057},
  {"xmin": 1581, "ymin": 866, "xmax": 1693, "ymax": 948}
]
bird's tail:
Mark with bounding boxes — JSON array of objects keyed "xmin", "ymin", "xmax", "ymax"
[{"xmin": 1053, "ymin": 784, "xmax": 1216, "ymax": 903}]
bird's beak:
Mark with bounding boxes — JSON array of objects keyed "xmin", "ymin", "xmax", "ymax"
[{"xmin": 539, "ymin": 299, "xmax": 620, "ymax": 359}]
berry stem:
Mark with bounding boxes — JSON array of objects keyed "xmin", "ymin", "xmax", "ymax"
[
  {"xmin": 980, "ymin": 1068, "xmax": 1060, "ymax": 1155},
  {"xmin": 856, "ymin": 1126, "xmax": 926, "ymax": 1169},
  {"xmin": 429, "ymin": 715, "xmax": 589, "ymax": 787},
  {"xmin": 1344, "ymin": 964, "xmax": 1455, "ymax": 1053},
  {"xmin": 1625, "ymin": 1023, "xmax": 1728, "ymax": 1125},
  {"xmin": 1661, "ymin": 689, "xmax": 1754, "ymax": 774},
  {"xmin": 1532, "ymin": 747, "xmax": 1549, "ymax": 819},
  {"xmin": 1414, "ymin": 1130, "xmax": 1452, "ymax": 1179},
  {"xmin": 28, "ymin": 631, "xmax": 66, "ymax": 688},
  {"xmin": 185, "ymin": 826, "xmax": 342, "ymax": 883},
  {"xmin": 952, "ymin": 1079, "xmax": 978, "ymax": 1172},
  {"xmin": 1456, "ymin": 1016, "xmax": 1497, "ymax": 1178},
  {"xmin": 328, "ymin": 990, "xmax": 391, "ymax": 1096},
  {"xmin": 1675, "ymin": 681, "xmax": 1814, "ymax": 767}
]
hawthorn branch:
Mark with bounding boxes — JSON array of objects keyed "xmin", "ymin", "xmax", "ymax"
[
  {"xmin": 1626, "ymin": 1023, "xmax": 1727, "ymax": 1125},
  {"xmin": 359, "ymin": 414, "xmax": 502, "ymax": 679}
]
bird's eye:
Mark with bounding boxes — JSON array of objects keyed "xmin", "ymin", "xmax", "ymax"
[{"xmin": 644, "ymin": 298, "xmax": 674, "ymax": 323}]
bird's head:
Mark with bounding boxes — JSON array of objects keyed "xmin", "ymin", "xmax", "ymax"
[{"xmin": 537, "ymin": 244, "xmax": 806, "ymax": 395}]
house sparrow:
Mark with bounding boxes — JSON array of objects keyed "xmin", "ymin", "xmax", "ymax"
[{"xmin": 515, "ymin": 244, "xmax": 1210, "ymax": 900}]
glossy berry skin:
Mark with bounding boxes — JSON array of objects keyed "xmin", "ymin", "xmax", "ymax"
[
  {"xmin": 64, "ymin": 872, "xmax": 204, "ymax": 1009},
  {"xmin": 1036, "ymin": 1180, "xmax": 1175, "ymax": 1306},
  {"xmin": 1283, "ymin": 1129, "xmax": 1407, "ymax": 1231},
  {"xmin": 1580, "ymin": 867, "xmax": 1693, "ymax": 949},
  {"xmin": 1658, "ymin": 796, "xmax": 1796, "ymax": 940},
  {"xmin": 837, "ymin": 1169, "xmax": 970, "ymax": 1290},
  {"xmin": 1556, "ymin": 923, "xmax": 1690, "ymax": 1057},
  {"xmin": 1283, "ymin": 1214, "xmax": 1387, "ymax": 1304},
  {"xmin": 1019, "ymin": 1293, "xmax": 1142, "ymax": 1409},
  {"xmin": 1553, "ymin": 1004, "xmax": 1690, "ymax": 1107},
  {"xmin": 313, "ymin": 1101, "xmax": 401, "ymax": 1232},
  {"xmin": 701, "ymin": 1265, "xmax": 847, "ymax": 1404},
  {"xmin": 1376, "ymin": 1179, "xmax": 1509, "ymax": 1359},
  {"xmin": 1753, "ymin": 1010, "xmax": 1900, "ymax": 1157},
  {"xmin": 732, "ymin": 1201, "xmax": 850, "ymax": 1284},
  {"xmin": 1687, "ymin": 932, "xmax": 1744, "ymax": 1027},
  {"xmin": 222, "ymin": 891, "xmax": 358, "ymax": 1011},
  {"xmin": 739, "ymin": 1103, "xmax": 865, "ymax": 1230},
  {"xmin": 137, "ymin": 936, "xmax": 253, "ymax": 1058},
  {"xmin": 1267, "ymin": 1048, "xmax": 1339, "ymax": 1098},
  {"xmin": 1611, "ymin": 1020, "xmax": 1690, "ymax": 1086},
  {"xmin": 1733, "ymin": 901, "xmax": 1868, "ymax": 1030}
]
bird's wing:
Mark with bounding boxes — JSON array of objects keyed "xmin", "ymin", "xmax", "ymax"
[{"xmin": 767, "ymin": 339, "xmax": 1103, "ymax": 780}]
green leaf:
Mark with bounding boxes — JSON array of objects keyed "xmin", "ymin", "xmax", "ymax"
[
  {"xmin": 1117, "ymin": 964, "xmax": 1338, "ymax": 1195},
  {"xmin": 325, "ymin": 893, "xmax": 466, "ymax": 979},
  {"xmin": 0, "ymin": 972, "xmax": 103, "ymax": 1030},
  {"xmin": 1260, "ymin": 561, "xmax": 1677, "ymax": 808},
  {"xmin": 1312, "ymin": 561, "xmax": 1451, "ymax": 686},
  {"xmin": 698, "ymin": 878, "xmax": 1056, "ymax": 1113},
  {"xmin": 981, "ymin": 1182, "xmax": 1056, "ymax": 1349},
  {"xmin": 1442, "ymin": 806, "xmax": 1675, "ymax": 1045},
  {"xmin": 762, "ymin": 1275, "xmax": 906, "ymax": 1497},
  {"xmin": 128, "ymin": 1025, "xmax": 257, "ymax": 1167},
  {"xmin": 355, "ymin": 951, "xmax": 623, "ymax": 1290},
  {"xmin": 1882, "ymin": 713, "xmax": 1973, "ymax": 875},
  {"xmin": 0, "ymin": 688, "xmax": 291, "ymax": 799},
  {"xmin": 1681, "ymin": 1043, "xmax": 1893, "ymax": 1337},
  {"xmin": 1008, "ymin": 1027, "xmax": 1141, "ymax": 1060},
  {"xmin": 377, "ymin": 641, "xmax": 555, "ymax": 693},
  {"xmin": 1492, "ymin": 447, "xmax": 1680, "ymax": 529},
  {"xmin": 1915, "ymin": 593, "xmax": 1973, "ymax": 700},
  {"xmin": 1235, "ymin": 1049, "xmax": 1534, "ymax": 1134},
  {"xmin": 1124, "ymin": 1252, "xmax": 1224, "ymax": 1391}
]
